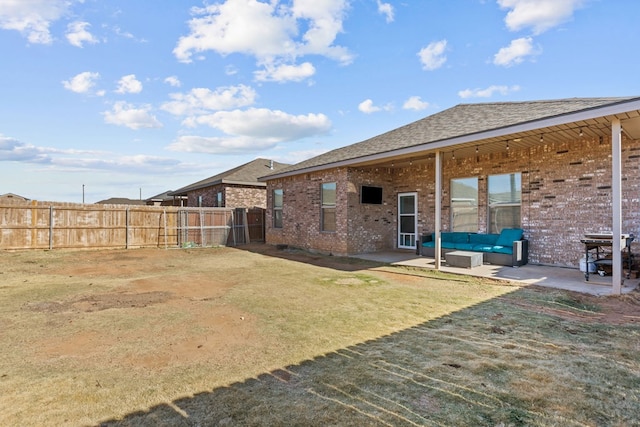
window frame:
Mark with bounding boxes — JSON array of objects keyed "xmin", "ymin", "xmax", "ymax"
[
  {"xmin": 450, "ymin": 177, "xmax": 479, "ymax": 232},
  {"xmin": 487, "ymin": 172, "xmax": 522, "ymax": 233},
  {"xmin": 321, "ymin": 182, "xmax": 336, "ymax": 232},
  {"xmin": 273, "ymin": 189, "xmax": 283, "ymax": 229}
]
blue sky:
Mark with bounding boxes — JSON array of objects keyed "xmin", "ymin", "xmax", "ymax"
[{"xmin": 1, "ymin": 0, "xmax": 639, "ymax": 203}]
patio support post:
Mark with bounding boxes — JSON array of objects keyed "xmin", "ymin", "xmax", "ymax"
[
  {"xmin": 612, "ymin": 119, "xmax": 623, "ymax": 295},
  {"xmin": 434, "ymin": 150, "xmax": 442, "ymax": 269}
]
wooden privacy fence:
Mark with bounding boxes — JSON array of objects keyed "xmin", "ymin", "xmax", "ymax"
[{"xmin": 0, "ymin": 201, "xmax": 265, "ymax": 250}]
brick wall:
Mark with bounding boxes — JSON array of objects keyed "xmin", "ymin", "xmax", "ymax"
[
  {"xmin": 266, "ymin": 135, "xmax": 640, "ymax": 265},
  {"xmin": 187, "ymin": 185, "xmax": 266, "ymax": 208},
  {"xmin": 225, "ymin": 186, "xmax": 267, "ymax": 208},
  {"xmin": 266, "ymin": 169, "xmax": 350, "ymax": 254}
]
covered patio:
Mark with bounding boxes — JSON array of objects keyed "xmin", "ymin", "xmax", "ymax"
[{"xmin": 351, "ymin": 250, "xmax": 640, "ymax": 296}]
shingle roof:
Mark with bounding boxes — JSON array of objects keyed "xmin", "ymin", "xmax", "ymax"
[
  {"xmin": 170, "ymin": 158, "xmax": 290, "ymax": 195},
  {"xmin": 263, "ymin": 97, "xmax": 639, "ymax": 179},
  {"xmin": 96, "ymin": 197, "xmax": 146, "ymax": 205}
]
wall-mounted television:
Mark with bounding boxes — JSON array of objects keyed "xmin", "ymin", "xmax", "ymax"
[{"xmin": 361, "ymin": 185, "xmax": 383, "ymax": 204}]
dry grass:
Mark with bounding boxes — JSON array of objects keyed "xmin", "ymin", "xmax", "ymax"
[{"xmin": 0, "ymin": 246, "xmax": 638, "ymax": 426}]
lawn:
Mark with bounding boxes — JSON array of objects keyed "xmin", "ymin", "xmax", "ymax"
[{"xmin": 0, "ymin": 245, "xmax": 638, "ymax": 426}]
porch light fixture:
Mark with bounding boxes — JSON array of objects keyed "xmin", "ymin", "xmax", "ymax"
[
  {"xmin": 452, "ymin": 150, "xmax": 455, "ymax": 160},
  {"xmin": 579, "ymin": 127, "xmax": 583, "ymax": 137},
  {"xmin": 506, "ymin": 140, "xmax": 510, "ymax": 150},
  {"xmin": 540, "ymin": 134, "xmax": 544, "ymax": 142}
]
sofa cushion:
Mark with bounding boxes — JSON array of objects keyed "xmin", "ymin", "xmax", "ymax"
[
  {"xmin": 472, "ymin": 244, "xmax": 495, "ymax": 252},
  {"xmin": 468, "ymin": 233, "xmax": 499, "ymax": 245},
  {"xmin": 442, "ymin": 232, "xmax": 469, "ymax": 244},
  {"xmin": 492, "ymin": 245, "xmax": 513, "ymax": 255},
  {"xmin": 452, "ymin": 243, "xmax": 474, "ymax": 250},
  {"xmin": 422, "ymin": 241, "xmax": 435, "ymax": 248},
  {"xmin": 441, "ymin": 241, "xmax": 458, "ymax": 249},
  {"xmin": 495, "ymin": 228, "xmax": 523, "ymax": 247}
]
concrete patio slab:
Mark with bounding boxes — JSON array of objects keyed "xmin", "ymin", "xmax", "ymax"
[{"xmin": 350, "ymin": 250, "xmax": 639, "ymax": 296}]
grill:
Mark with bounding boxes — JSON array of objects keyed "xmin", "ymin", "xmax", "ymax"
[{"xmin": 579, "ymin": 233, "xmax": 634, "ymax": 281}]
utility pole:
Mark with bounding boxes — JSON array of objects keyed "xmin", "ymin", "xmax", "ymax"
[{"xmin": 82, "ymin": 184, "xmax": 85, "ymax": 204}]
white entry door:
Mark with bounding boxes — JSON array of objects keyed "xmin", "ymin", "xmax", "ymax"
[{"xmin": 398, "ymin": 192, "xmax": 417, "ymax": 249}]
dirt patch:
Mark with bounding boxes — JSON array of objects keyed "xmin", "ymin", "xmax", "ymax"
[{"xmin": 24, "ymin": 291, "xmax": 172, "ymax": 313}]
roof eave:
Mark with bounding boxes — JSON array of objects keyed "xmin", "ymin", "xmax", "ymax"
[
  {"xmin": 168, "ymin": 179, "xmax": 266, "ymax": 195},
  {"xmin": 264, "ymin": 97, "xmax": 640, "ymax": 181}
]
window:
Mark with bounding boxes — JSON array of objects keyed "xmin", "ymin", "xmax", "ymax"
[
  {"xmin": 488, "ymin": 173, "xmax": 521, "ymax": 233},
  {"xmin": 197, "ymin": 195, "xmax": 203, "ymax": 207},
  {"xmin": 321, "ymin": 182, "xmax": 336, "ymax": 232},
  {"xmin": 451, "ymin": 177, "xmax": 478, "ymax": 232},
  {"xmin": 273, "ymin": 189, "xmax": 283, "ymax": 228},
  {"xmin": 216, "ymin": 191, "xmax": 223, "ymax": 207}
]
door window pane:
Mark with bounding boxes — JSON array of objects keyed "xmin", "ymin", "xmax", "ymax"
[{"xmin": 399, "ymin": 195, "xmax": 415, "ymax": 214}]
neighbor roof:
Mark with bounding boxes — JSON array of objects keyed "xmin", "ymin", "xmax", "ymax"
[
  {"xmin": 96, "ymin": 197, "xmax": 146, "ymax": 205},
  {"xmin": 146, "ymin": 190, "xmax": 186, "ymax": 202},
  {"xmin": 170, "ymin": 158, "xmax": 290, "ymax": 196},
  {"xmin": 263, "ymin": 97, "xmax": 640, "ymax": 180}
]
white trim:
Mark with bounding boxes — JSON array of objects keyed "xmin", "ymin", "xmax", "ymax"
[
  {"xmin": 434, "ymin": 152, "xmax": 442, "ymax": 269},
  {"xmin": 398, "ymin": 192, "xmax": 418, "ymax": 250}
]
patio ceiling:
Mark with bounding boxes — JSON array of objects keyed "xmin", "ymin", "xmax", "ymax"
[{"xmin": 347, "ymin": 108, "xmax": 640, "ymax": 170}]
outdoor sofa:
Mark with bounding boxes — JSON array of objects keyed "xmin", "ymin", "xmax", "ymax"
[{"xmin": 420, "ymin": 228, "xmax": 528, "ymax": 267}]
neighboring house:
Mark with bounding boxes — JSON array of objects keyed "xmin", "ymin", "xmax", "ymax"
[
  {"xmin": 145, "ymin": 190, "xmax": 187, "ymax": 206},
  {"xmin": 0, "ymin": 193, "xmax": 30, "ymax": 202},
  {"xmin": 96, "ymin": 198, "xmax": 146, "ymax": 205},
  {"xmin": 169, "ymin": 158, "xmax": 290, "ymax": 208},
  {"xmin": 262, "ymin": 97, "xmax": 640, "ymax": 282}
]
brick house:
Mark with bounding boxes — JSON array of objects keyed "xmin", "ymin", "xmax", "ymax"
[
  {"xmin": 262, "ymin": 97, "xmax": 640, "ymax": 288},
  {"xmin": 169, "ymin": 158, "xmax": 290, "ymax": 208}
]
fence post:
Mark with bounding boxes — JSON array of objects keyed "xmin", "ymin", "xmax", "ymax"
[
  {"xmin": 49, "ymin": 206, "xmax": 54, "ymax": 250},
  {"xmin": 163, "ymin": 209, "xmax": 167, "ymax": 249},
  {"xmin": 125, "ymin": 207, "xmax": 130, "ymax": 249}
]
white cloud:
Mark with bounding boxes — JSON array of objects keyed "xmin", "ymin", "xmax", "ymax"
[
  {"xmin": 168, "ymin": 135, "xmax": 281, "ymax": 154},
  {"xmin": 358, "ymin": 99, "xmax": 380, "ymax": 114},
  {"xmin": 187, "ymin": 108, "xmax": 332, "ymax": 142},
  {"xmin": 0, "ymin": 135, "xmax": 51, "ymax": 163},
  {"xmin": 66, "ymin": 21, "xmax": 98, "ymax": 47},
  {"xmin": 254, "ymin": 62, "xmax": 316, "ymax": 82},
  {"xmin": 418, "ymin": 40, "xmax": 447, "ymax": 71},
  {"xmin": 55, "ymin": 154, "xmax": 182, "ymax": 173},
  {"xmin": 173, "ymin": 0, "xmax": 352, "ymax": 81},
  {"xmin": 0, "ymin": 0, "xmax": 73, "ymax": 44},
  {"xmin": 493, "ymin": 36, "xmax": 540, "ymax": 66},
  {"xmin": 377, "ymin": 0, "xmax": 394, "ymax": 23},
  {"xmin": 458, "ymin": 84, "xmax": 521, "ymax": 99},
  {"xmin": 498, "ymin": 0, "xmax": 585, "ymax": 35},
  {"xmin": 358, "ymin": 99, "xmax": 392, "ymax": 114},
  {"xmin": 161, "ymin": 85, "xmax": 257, "ymax": 116},
  {"xmin": 115, "ymin": 74, "xmax": 143, "ymax": 94},
  {"xmin": 164, "ymin": 76, "xmax": 182, "ymax": 87},
  {"xmin": 62, "ymin": 71, "xmax": 101, "ymax": 95},
  {"xmin": 402, "ymin": 96, "xmax": 430, "ymax": 111},
  {"xmin": 103, "ymin": 102, "xmax": 163, "ymax": 130}
]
